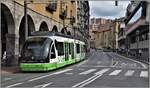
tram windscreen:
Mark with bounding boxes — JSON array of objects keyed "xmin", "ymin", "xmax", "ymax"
[{"xmin": 20, "ymin": 37, "xmax": 52, "ymax": 63}]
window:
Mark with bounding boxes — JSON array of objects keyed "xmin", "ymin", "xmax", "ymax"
[
  {"xmin": 71, "ymin": 43, "xmax": 74, "ymax": 59},
  {"xmin": 56, "ymin": 42, "xmax": 64, "ymax": 56},
  {"xmin": 50, "ymin": 45, "xmax": 56, "ymax": 59},
  {"xmin": 69, "ymin": 43, "xmax": 71, "ymax": 54},
  {"xmin": 46, "ymin": 0, "xmax": 57, "ymax": 12},
  {"xmin": 81, "ymin": 45, "xmax": 86, "ymax": 53},
  {"xmin": 76, "ymin": 44, "xmax": 80, "ymax": 53},
  {"xmin": 130, "ymin": 36, "xmax": 136, "ymax": 43},
  {"xmin": 64, "ymin": 43, "xmax": 69, "ymax": 61}
]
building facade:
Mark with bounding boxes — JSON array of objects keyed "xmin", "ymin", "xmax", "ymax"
[
  {"xmin": 117, "ymin": 17, "xmax": 126, "ymax": 50},
  {"xmin": 124, "ymin": 1, "xmax": 149, "ymax": 62},
  {"xmin": 76, "ymin": 1, "xmax": 90, "ymax": 50},
  {"xmin": 89, "ymin": 18, "xmax": 117, "ymax": 49},
  {"xmin": 1, "ymin": 0, "xmax": 89, "ymax": 66}
]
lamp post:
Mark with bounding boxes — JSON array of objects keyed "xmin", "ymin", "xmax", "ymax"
[
  {"xmin": 136, "ymin": 30, "xmax": 139, "ymax": 60},
  {"xmin": 24, "ymin": 0, "xmax": 28, "ymax": 40}
]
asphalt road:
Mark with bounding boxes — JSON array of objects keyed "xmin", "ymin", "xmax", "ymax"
[{"xmin": 1, "ymin": 50, "xmax": 149, "ymax": 88}]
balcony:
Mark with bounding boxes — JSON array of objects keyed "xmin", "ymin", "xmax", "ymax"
[
  {"xmin": 46, "ymin": 3, "xmax": 57, "ymax": 12},
  {"xmin": 70, "ymin": 16, "xmax": 75, "ymax": 24},
  {"xmin": 59, "ymin": 9, "xmax": 67, "ymax": 19}
]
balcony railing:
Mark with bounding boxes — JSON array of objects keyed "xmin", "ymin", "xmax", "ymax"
[
  {"xmin": 46, "ymin": 2, "xmax": 57, "ymax": 12},
  {"xmin": 59, "ymin": 9, "xmax": 67, "ymax": 19}
]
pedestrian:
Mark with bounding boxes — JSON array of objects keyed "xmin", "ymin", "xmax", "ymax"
[{"xmin": 139, "ymin": 49, "xmax": 142, "ymax": 56}]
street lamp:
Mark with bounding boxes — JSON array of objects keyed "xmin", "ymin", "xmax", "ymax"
[
  {"xmin": 136, "ymin": 30, "xmax": 139, "ymax": 60},
  {"xmin": 24, "ymin": 0, "xmax": 28, "ymax": 40}
]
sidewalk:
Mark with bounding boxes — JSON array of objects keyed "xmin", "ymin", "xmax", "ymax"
[
  {"xmin": 116, "ymin": 52, "xmax": 149, "ymax": 65},
  {"xmin": 1, "ymin": 66, "xmax": 20, "ymax": 74}
]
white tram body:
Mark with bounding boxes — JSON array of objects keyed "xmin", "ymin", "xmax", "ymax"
[{"xmin": 19, "ymin": 32, "xmax": 86, "ymax": 71}]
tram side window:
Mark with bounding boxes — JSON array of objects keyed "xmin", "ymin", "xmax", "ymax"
[
  {"xmin": 76, "ymin": 44, "xmax": 80, "ymax": 53},
  {"xmin": 69, "ymin": 43, "xmax": 71, "ymax": 54},
  {"xmin": 56, "ymin": 42, "xmax": 64, "ymax": 56},
  {"xmin": 51, "ymin": 45, "xmax": 56, "ymax": 59}
]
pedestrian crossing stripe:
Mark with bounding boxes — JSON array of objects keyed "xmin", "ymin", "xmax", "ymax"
[
  {"xmin": 64, "ymin": 68, "xmax": 148, "ymax": 78},
  {"xmin": 79, "ymin": 69, "xmax": 96, "ymax": 75},
  {"xmin": 95, "ymin": 68, "xmax": 110, "ymax": 75},
  {"xmin": 124, "ymin": 70, "xmax": 134, "ymax": 76},
  {"xmin": 109, "ymin": 70, "xmax": 122, "ymax": 76},
  {"xmin": 140, "ymin": 71, "xmax": 148, "ymax": 78}
]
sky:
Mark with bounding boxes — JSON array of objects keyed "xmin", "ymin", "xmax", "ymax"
[{"xmin": 89, "ymin": 1, "xmax": 131, "ymax": 20}]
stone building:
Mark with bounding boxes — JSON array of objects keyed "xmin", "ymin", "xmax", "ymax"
[
  {"xmin": 1, "ymin": 0, "xmax": 89, "ymax": 66},
  {"xmin": 92, "ymin": 29, "xmax": 111, "ymax": 49},
  {"xmin": 89, "ymin": 18, "xmax": 117, "ymax": 49}
]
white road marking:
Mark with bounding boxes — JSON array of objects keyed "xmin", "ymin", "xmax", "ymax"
[
  {"xmin": 83, "ymin": 65, "xmax": 146, "ymax": 69},
  {"xmin": 140, "ymin": 71, "xmax": 148, "ymax": 78},
  {"xmin": 79, "ymin": 74, "xmax": 102, "ymax": 87},
  {"xmin": 65, "ymin": 73, "xmax": 73, "ymax": 75},
  {"xmin": 41, "ymin": 82, "xmax": 53, "ymax": 88},
  {"xmin": 53, "ymin": 69, "xmax": 72, "ymax": 75},
  {"xmin": 95, "ymin": 68, "xmax": 110, "ymax": 75},
  {"xmin": 79, "ymin": 69, "xmax": 96, "ymax": 75},
  {"xmin": 124, "ymin": 70, "xmax": 135, "ymax": 76},
  {"xmin": 33, "ymin": 82, "xmax": 53, "ymax": 88},
  {"xmin": 115, "ymin": 53, "xmax": 147, "ymax": 69},
  {"xmin": 6, "ymin": 82, "xmax": 23, "ymax": 88},
  {"xmin": 28, "ymin": 69, "xmax": 72, "ymax": 81},
  {"xmin": 109, "ymin": 70, "xmax": 122, "ymax": 76},
  {"xmin": 73, "ymin": 68, "xmax": 110, "ymax": 87},
  {"xmin": 72, "ymin": 74, "xmax": 102, "ymax": 88}
]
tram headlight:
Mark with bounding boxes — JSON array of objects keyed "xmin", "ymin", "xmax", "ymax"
[{"xmin": 31, "ymin": 56, "xmax": 34, "ymax": 60}]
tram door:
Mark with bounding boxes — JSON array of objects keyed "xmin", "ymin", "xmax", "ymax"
[
  {"xmin": 71, "ymin": 43, "xmax": 74, "ymax": 59},
  {"xmin": 49, "ymin": 44, "xmax": 57, "ymax": 63},
  {"xmin": 64, "ymin": 42, "xmax": 69, "ymax": 61}
]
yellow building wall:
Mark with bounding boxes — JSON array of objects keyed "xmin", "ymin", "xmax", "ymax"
[{"xmin": 15, "ymin": 0, "xmax": 77, "ymax": 29}]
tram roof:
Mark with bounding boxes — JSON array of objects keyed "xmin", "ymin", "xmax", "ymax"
[{"xmin": 31, "ymin": 31, "xmax": 85, "ymax": 42}]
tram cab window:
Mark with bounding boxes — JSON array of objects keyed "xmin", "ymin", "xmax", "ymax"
[{"xmin": 50, "ymin": 45, "xmax": 56, "ymax": 59}]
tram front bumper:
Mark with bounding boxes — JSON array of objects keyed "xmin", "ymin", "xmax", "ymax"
[{"xmin": 20, "ymin": 63, "xmax": 57, "ymax": 71}]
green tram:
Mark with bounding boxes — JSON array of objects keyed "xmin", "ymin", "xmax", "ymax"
[{"xmin": 19, "ymin": 31, "xmax": 86, "ymax": 71}]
